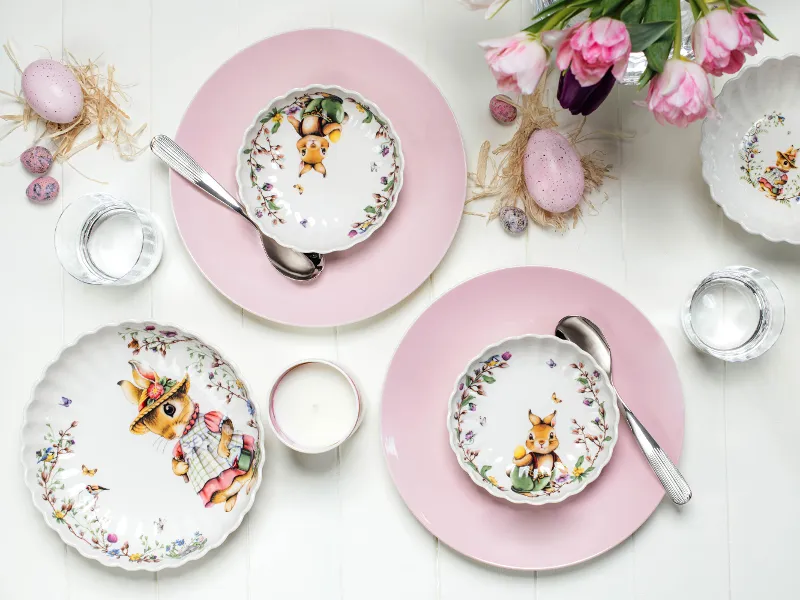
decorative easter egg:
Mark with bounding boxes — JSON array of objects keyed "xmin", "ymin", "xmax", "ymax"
[
  {"xmin": 523, "ymin": 129, "xmax": 584, "ymax": 213},
  {"xmin": 490, "ymin": 94, "xmax": 517, "ymax": 124},
  {"xmin": 20, "ymin": 146, "xmax": 53, "ymax": 174},
  {"xmin": 26, "ymin": 176, "xmax": 60, "ymax": 203},
  {"xmin": 22, "ymin": 59, "xmax": 84, "ymax": 124},
  {"xmin": 499, "ymin": 205, "xmax": 528, "ymax": 235}
]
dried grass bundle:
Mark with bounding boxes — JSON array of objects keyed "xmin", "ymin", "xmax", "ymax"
[
  {"xmin": 466, "ymin": 76, "xmax": 613, "ymax": 231},
  {"xmin": 0, "ymin": 43, "xmax": 146, "ymax": 165}
]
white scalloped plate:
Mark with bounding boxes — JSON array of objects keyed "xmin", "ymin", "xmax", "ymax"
[
  {"xmin": 236, "ymin": 84, "xmax": 404, "ymax": 254},
  {"xmin": 447, "ymin": 334, "xmax": 620, "ymax": 506},
  {"xmin": 701, "ymin": 55, "xmax": 800, "ymax": 243},
  {"xmin": 21, "ymin": 322, "xmax": 264, "ymax": 571}
]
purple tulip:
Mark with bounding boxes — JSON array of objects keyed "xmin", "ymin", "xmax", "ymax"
[
  {"xmin": 501, "ymin": 351, "xmax": 512, "ymax": 361},
  {"xmin": 557, "ymin": 68, "xmax": 616, "ymax": 116}
]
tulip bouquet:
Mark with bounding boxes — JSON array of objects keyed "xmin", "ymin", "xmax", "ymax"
[{"xmin": 463, "ymin": 0, "xmax": 775, "ymax": 126}]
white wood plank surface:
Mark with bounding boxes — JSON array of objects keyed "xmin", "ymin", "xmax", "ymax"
[{"xmin": 0, "ymin": 1, "xmax": 797, "ymax": 598}]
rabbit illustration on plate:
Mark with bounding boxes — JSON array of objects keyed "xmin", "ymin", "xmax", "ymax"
[
  {"xmin": 507, "ymin": 410, "xmax": 565, "ymax": 494},
  {"xmin": 118, "ymin": 360, "xmax": 257, "ymax": 512}
]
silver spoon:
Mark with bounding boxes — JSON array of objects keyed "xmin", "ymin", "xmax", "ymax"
[
  {"xmin": 556, "ymin": 315, "xmax": 692, "ymax": 505},
  {"xmin": 150, "ymin": 135, "xmax": 324, "ymax": 282}
]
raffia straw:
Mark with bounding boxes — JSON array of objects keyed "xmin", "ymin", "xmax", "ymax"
[
  {"xmin": 466, "ymin": 76, "xmax": 614, "ymax": 231},
  {"xmin": 0, "ymin": 43, "xmax": 146, "ymax": 174}
]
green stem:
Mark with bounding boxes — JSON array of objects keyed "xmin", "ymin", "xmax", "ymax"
[
  {"xmin": 540, "ymin": 5, "xmax": 577, "ymax": 32},
  {"xmin": 696, "ymin": 0, "xmax": 711, "ymax": 15},
  {"xmin": 673, "ymin": 0, "xmax": 683, "ymax": 57}
]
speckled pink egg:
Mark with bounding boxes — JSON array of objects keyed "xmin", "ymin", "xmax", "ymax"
[
  {"xmin": 20, "ymin": 146, "xmax": 53, "ymax": 174},
  {"xmin": 523, "ymin": 129, "xmax": 584, "ymax": 213},
  {"xmin": 490, "ymin": 94, "xmax": 517, "ymax": 124},
  {"xmin": 22, "ymin": 59, "xmax": 83, "ymax": 124},
  {"xmin": 26, "ymin": 176, "xmax": 60, "ymax": 203}
]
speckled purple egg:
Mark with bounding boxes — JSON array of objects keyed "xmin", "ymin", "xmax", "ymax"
[
  {"xmin": 490, "ymin": 94, "xmax": 517, "ymax": 124},
  {"xmin": 499, "ymin": 206, "xmax": 528, "ymax": 235},
  {"xmin": 20, "ymin": 146, "xmax": 53, "ymax": 174},
  {"xmin": 26, "ymin": 176, "xmax": 60, "ymax": 203},
  {"xmin": 523, "ymin": 129, "xmax": 584, "ymax": 213},
  {"xmin": 22, "ymin": 59, "xmax": 83, "ymax": 124}
]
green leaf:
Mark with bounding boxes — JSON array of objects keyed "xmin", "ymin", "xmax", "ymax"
[
  {"xmin": 628, "ymin": 21, "xmax": 675, "ymax": 52},
  {"xmin": 383, "ymin": 178, "xmax": 395, "ymax": 192},
  {"xmin": 752, "ymin": 15, "xmax": 778, "ymax": 40},
  {"xmin": 643, "ymin": 0, "xmax": 676, "ymax": 73},
  {"xmin": 621, "ymin": 0, "xmax": 648, "ymax": 23},
  {"xmin": 721, "ymin": 0, "xmax": 731, "ymax": 10},
  {"xmin": 364, "ymin": 206, "xmax": 377, "ymax": 214},
  {"xmin": 460, "ymin": 394, "xmax": 476, "ymax": 408},
  {"xmin": 466, "ymin": 376, "xmax": 474, "ymax": 387},
  {"xmin": 480, "ymin": 465, "xmax": 492, "ymax": 477},
  {"xmin": 363, "ymin": 112, "xmax": 373, "ymax": 124},
  {"xmin": 584, "ymin": 466, "xmax": 595, "ymax": 473},
  {"xmin": 600, "ymin": 0, "xmax": 628, "ymax": 16},
  {"xmin": 577, "ymin": 377, "xmax": 589, "ymax": 385},
  {"xmin": 483, "ymin": 376, "xmax": 496, "ymax": 384},
  {"xmin": 260, "ymin": 118, "xmax": 269, "ymax": 124},
  {"xmin": 526, "ymin": 0, "xmax": 594, "ymax": 33},
  {"xmin": 638, "ymin": 65, "xmax": 657, "ymax": 88},
  {"xmin": 243, "ymin": 149, "xmax": 252, "ymax": 154},
  {"xmin": 604, "ymin": 436, "xmax": 613, "ymax": 441},
  {"xmin": 271, "ymin": 122, "xmax": 280, "ymax": 134},
  {"xmin": 267, "ymin": 201, "xmax": 281, "ymax": 211},
  {"xmin": 575, "ymin": 455, "xmax": 585, "ymax": 468}
]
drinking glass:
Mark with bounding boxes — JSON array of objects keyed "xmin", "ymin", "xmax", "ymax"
[
  {"xmin": 55, "ymin": 193, "xmax": 163, "ymax": 285},
  {"xmin": 681, "ymin": 266, "xmax": 784, "ymax": 362}
]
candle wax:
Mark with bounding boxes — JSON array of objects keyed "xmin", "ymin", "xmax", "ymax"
[{"xmin": 272, "ymin": 363, "xmax": 358, "ymax": 450}]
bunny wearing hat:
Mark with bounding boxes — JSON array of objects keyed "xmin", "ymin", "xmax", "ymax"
[
  {"xmin": 758, "ymin": 146, "xmax": 797, "ymax": 200},
  {"xmin": 118, "ymin": 360, "xmax": 257, "ymax": 512}
]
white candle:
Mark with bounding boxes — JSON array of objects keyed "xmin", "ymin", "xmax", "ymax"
[{"xmin": 270, "ymin": 361, "xmax": 360, "ymax": 452}]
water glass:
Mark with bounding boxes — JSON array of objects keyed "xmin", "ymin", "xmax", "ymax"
[
  {"xmin": 55, "ymin": 193, "xmax": 163, "ymax": 285},
  {"xmin": 681, "ymin": 266, "xmax": 784, "ymax": 362}
]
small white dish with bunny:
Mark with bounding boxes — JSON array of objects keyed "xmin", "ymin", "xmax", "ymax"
[
  {"xmin": 21, "ymin": 322, "xmax": 264, "ymax": 571},
  {"xmin": 447, "ymin": 334, "xmax": 620, "ymax": 505}
]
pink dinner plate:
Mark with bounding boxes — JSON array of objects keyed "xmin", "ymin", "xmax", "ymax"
[
  {"xmin": 171, "ymin": 29, "xmax": 466, "ymax": 327},
  {"xmin": 381, "ymin": 267, "xmax": 685, "ymax": 570}
]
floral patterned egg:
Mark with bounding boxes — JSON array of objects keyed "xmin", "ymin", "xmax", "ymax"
[
  {"xmin": 523, "ymin": 129, "xmax": 584, "ymax": 213},
  {"xmin": 20, "ymin": 146, "xmax": 53, "ymax": 174},
  {"xmin": 22, "ymin": 59, "xmax": 84, "ymax": 124},
  {"xmin": 26, "ymin": 176, "xmax": 60, "ymax": 203}
]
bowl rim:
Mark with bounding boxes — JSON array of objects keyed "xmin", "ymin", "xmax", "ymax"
[
  {"xmin": 446, "ymin": 332, "xmax": 621, "ymax": 506},
  {"xmin": 19, "ymin": 320, "xmax": 266, "ymax": 572},
  {"xmin": 701, "ymin": 53, "xmax": 800, "ymax": 244},
  {"xmin": 235, "ymin": 83, "xmax": 406, "ymax": 254}
]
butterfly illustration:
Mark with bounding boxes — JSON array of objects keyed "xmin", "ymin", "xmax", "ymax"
[
  {"xmin": 370, "ymin": 162, "xmax": 378, "ymax": 172},
  {"xmin": 82, "ymin": 464, "xmax": 97, "ymax": 476},
  {"xmin": 299, "ymin": 219, "xmax": 309, "ymax": 228},
  {"xmin": 479, "ymin": 416, "xmax": 487, "ymax": 426},
  {"xmin": 551, "ymin": 392, "xmax": 563, "ymax": 404},
  {"xmin": 546, "ymin": 359, "xmax": 556, "ymax": 368},
  {"xmin": 293, "ymin": 184, "xmax": 304, "ymax": 195},
  {"xmin": 59, "ymin": 396, "xmax": 72, "ymax": 407},
  {"xmin": 155, "ymin": 518, "xmax": 165, "ymax": 533}
]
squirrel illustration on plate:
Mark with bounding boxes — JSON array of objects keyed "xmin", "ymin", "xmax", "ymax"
[
  {"xmin": 287, "ymin": 94, "xmax": 347, "ymax": 178},
  {"xmin": 507, "ymin": 410, "xmax": 565, "ymax": 494},
  {"xmin": 118, "ymin": 360, "xmax": 258, "ymax": 512}
]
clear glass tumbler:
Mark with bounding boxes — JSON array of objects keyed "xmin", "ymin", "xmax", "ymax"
[
  {"xmin": 55, "ymin": 193, "xmax": 163, "ymax": 285},
  {"xmin": 681, "ymin": 266, "xmax": 784, "ymax": 362}
]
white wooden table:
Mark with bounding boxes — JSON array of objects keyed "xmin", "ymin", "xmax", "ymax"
[{"xmin": 1, "ymin": 1, "xmax": 798, "ymax": 598}]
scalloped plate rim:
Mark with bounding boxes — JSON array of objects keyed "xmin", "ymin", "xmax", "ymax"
[
  {"xmin": 20, "ymin": 320, "xmax": 266, "ymax": 572},
  {"xmin": 235, "ymin": 83, "xmax": 405, "ymax": 254},
  {"xmin": 446, "ymin": 333, "xmax": 621, "ymax": 506}
]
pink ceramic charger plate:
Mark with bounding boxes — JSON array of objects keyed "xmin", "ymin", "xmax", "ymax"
[
  {"xmin": 171, "ymin": 30, "xmax": 465, "ymax": 327},
  {"xmin": 382, "ymin": 267, "xmax": 685, "ymax": 570}
]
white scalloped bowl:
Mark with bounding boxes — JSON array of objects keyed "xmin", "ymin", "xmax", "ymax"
[
  {"xmin": 447, "ymin": 334, "xmax": 620, "ymax": 506},
  {"xmin": 21, "ymin": 322, "xmax": 265, "ymax": 571},
  {"xmin": 701, "ymin": 55, "xmax": 800, "ymax": 243}
]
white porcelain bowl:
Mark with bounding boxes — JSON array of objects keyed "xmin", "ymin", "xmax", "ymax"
[
  {"xmin": 21, "ymin": 322, "xmax": 264, "ymax": 570},
  {"xmin": 701, "ymin": 55, "xmax": 800, "ymax": 243},
  {"xmin": 447, "ymin": 334, "xmax": 619, "ymax": 506},
  {"xmin": 236, "ymin": 84, "xmax": 404, "ymax": 254}
]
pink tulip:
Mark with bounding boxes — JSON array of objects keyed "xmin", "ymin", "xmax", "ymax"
[
  {"xmin": 479, "ymin": 33, "xmax": 548, "ymax": 95},
  {"xmin": 642, "ymin": 59, "xmax": 716, "ymax": 127},
  {"xmin": 693, "ymin": 7, "xmax": 764, "ymax": 76},
  {"xmin": 543, "ymin": 18, "xmax": 631, "ymax": 86}
]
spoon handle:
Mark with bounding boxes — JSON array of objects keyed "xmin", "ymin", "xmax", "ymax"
[
  {"xmin": 150, "ymin": 134, "xmax": 247, "ymax": 219},
  {"xmin": 617, "ymin": 396, "xmax": 692, "ymax": 505}
]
